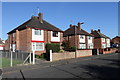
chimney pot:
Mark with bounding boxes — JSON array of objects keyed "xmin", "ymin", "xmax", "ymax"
[
  {"xmin": 98, "ymin": 29, "xmax": 100, "ymax": 33},
  {"xmin": 91, "ymin": 29, "xmax": 93, "ymax": 33},
  {"xmin": 78, "ymin": 22, "xmax": 81, "ymax": 30},
  {"xmin": 70, "ymin": 24, "xmax": 72, "ymax": 28},
  {"xmin": 38, "ymin": 13, "xmax": 43, "ymax": 23}
]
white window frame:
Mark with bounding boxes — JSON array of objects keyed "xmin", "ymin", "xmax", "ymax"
[
  {"xmin": 12, "ymin": 33, "xmax": 15, "ymax": 37},
  {"xmin": 80, "ymin": 35, "xmax": 84, "ymax": 39},
  {"xmin": 34, "ymin": 29, "xmax": 41, "ymax": 35},
  {"xmin": 102, "ymin": 38, "xmax": 105, "ymax": 42},
  {"xmin": 88, "ymin": 43, "xmax": 93, "ymax": 49},
  {"xmin": 88, "ymin": 36, "xmax": 91, "ymax": 40},
  {"xmin": 102, "ymin": 44, "xmax": 106, "ymax": 48},
  {"xmin": 32, "ymin": 42, "xmax": 44, "ymax": 51},
  {"xmin": 52, "ymin": 31, "xmax": 58, "ymax": 37},
  {"xmin": 80, "ymin": 43, "xmax": 86, "ymax": 49}
]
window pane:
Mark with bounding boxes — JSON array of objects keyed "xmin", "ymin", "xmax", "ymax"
[
  {"xmin": 36, "ymin": 43, "xmax": 43, "ymax": 50},
  {"xmin": 34, "ymin": 29, "xmax": 41, "ymax": 35},
  {"xmin": 88, "ymin": 43, "xmax": 93, "ymax": 49},
  {"xmin": 80, "ymin": 43, "xmax": 86, "ymax": 49},
  {"xmin": 80, "ymin": 35, "xmax": 84, "ymax": 39},
  {"xmin": 88, "ymin": 36, "xmax": 91, "ymax": 40},
  {"xmin": 53, "ymin": 31, "xmax": 58, "ymax": 37}
]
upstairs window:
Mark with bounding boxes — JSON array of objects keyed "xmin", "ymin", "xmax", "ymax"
[
  {"xmin": 12, "ymin": 33, "xmax": 15, "ymax": 37},
  {"xmin": 53, "ymin": 31, "xmax": 58, "ymax": 37},
  {"xmin": 80, "ymin": 35, "xmax": 84, "ymax": 39},
  {"xmin": 34, "ymin": 29, "xmax": 41, "ymax": 35},
  {"xmin": 88, "ymin": 36, "xmax": 91, "ymax": 40},
  {"xmin": 102, "ymin": 38, "xmax": 105, "ymax": 42}
]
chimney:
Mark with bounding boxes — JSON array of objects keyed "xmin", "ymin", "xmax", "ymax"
[
  {"xmin": 73, "ymin": 25, "xmax": 76, "ymax": 27},
  {"xmin": 98, "ymin": 29, "xmax": 100, "ymax": 33},
  {"xmin": 78, "ymin": 22, "xmax": 81, "ymax": 30},
  {"xmin": 91, "ymin": 29, "xmax": 94, "ymax": 33},
  {"xmin": 70, "ymin": 24, "xmax": 72, "ymax": 28},
  {"xmin": 38, "ymin": 13, "xmax": 43, "ymax": 23}
]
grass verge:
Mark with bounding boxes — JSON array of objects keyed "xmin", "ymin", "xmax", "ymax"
[{"xmin": 1, "ymin": 58, "xmax": 22, "ymax": 67}]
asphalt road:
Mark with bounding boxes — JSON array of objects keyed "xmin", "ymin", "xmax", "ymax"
[{"xmin": 2, "ymin": 53, "xmax": 120, "ymax": 80}]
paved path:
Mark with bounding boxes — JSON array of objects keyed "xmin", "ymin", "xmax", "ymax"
[{"xmin": 2, "ymin": 53, "xmax": 120, "ymax": 79}]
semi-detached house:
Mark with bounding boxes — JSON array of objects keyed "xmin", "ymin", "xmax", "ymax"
[
  {"xmin": 91, "ymin": 29, "xmax": 110, "ymax": 49},
  {"xmin": 63, "ymin": 22, "xmax": 94, "ymax": 49},
  {"xmin": 7, "ymin": 13, "xmax": 63, "ymax": 55}
]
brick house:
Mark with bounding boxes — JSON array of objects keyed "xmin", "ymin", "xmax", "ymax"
[
  {"xmin": 63, "ymin": 22, "xmax": 94, "ymax": 49},
  {"xmin": 111, "ymin": 36, "xmax": 120, "ymax": 47},
  {"xmin": 4, "ymin": 39, "xmax": 9, "ymax": 51},
  {"xmin": 90, "ymin": 29, "xmax": 115, "ymax": 54},
  {"xmin": 0, "ymin": 38, "xmax": 4, "ymax": 50},
  {"xmin": 91, "ymin": 29, "xmax": 110, "ymax": 49},
  {"xmin": 7, "ymin": 13, "xmax": 63, "ymax": 55}
]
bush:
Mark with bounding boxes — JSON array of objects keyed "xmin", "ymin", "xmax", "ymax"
[
  {"xmin": 35, "ymin": 55, "xmax": 40, "ymax": 58},
  {"xmin": 46, "ymin": 43, "xmax": 60, "ymax": 53},
  {"xmin": 61, "ymin": 41, "xmax": 69, "ymax": 50},
  {"xmin": 59, "ymin": 49, "xmax": 65, "ymax": 53},
  {"xmin": 35, "ymin": 54, "xmax": 46, "ymax": 59},
  {"xmin": 69, "ymin": 46, "xmax": 76, "ymax": 51}
]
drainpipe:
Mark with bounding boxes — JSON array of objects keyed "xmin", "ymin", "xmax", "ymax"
[{"xmin": 75, "ymin": 26, "xmax": 77, "ymax": 58}]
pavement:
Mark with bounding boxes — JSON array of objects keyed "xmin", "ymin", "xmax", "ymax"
[{"xmin": 2, "ymin": 53, "xmax": 120, "ymax": 79}]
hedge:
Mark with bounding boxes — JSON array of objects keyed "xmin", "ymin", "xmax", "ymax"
[{"xmin": 46, "ymin": 43, "xmax": 60, "ymax": 53}]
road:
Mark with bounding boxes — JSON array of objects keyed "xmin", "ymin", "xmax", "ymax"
[{"xmin": 2, "ymin": 53, "xmax": 120, "ymax": 80}]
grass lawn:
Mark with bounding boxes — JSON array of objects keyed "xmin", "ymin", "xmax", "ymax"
[{"xmin": 0, "ymin": 58, "xmax": 22, "ymax": 67}]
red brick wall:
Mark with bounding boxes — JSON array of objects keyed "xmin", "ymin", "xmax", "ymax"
[
  {"xmin": 19, "ymin": 29, "xmax": 28, "ymax": 52},
  {"xmin": 8, "ymin": 28, "xmax": 63, "ymax": 54},
  {"xmin": 67, "ymin": 35, "xmax": 79, "ymax": 48},
  {"xmin": 94, "ymin": 38, "xmax": 102, "ymax": 49},
  {"xmin": 76, "ymin": 49, "xmax": 92, "ymax": 57},
  {"xmin": 4, "ymin": 39, "xmax": 9, "ymax": 50},
  {"xmin": 16, "ymin": 30, "xmax": 19, "ymax": 50},
  {"xmin": 26, "ymin": 28, "xmax": 32, "ymax": 52},
  {"xmin": 85, "ymin": 36, "xmax": 88, "ymax": 49},
  {"xmin": 99, "ymin": 48, "xmax": 118, "ymax": 54}
]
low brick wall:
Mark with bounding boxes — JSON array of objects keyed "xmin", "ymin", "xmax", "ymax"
[
  {"xmin": 99, "ymin": 48, "xmax": 118, "ymax": 54},
  {"xmin": 52, "ymin": 49, "xmax": 92, "ymax": 61},
  {"xmin": 52, "ymin": 52, "xmax": 75, "ymax": 61},
  {"xmin": 76, "ymin": 49, "xmax": 92, "ymax": 57}
]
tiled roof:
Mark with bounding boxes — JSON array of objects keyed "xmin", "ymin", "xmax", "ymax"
[
  {"xmin": 8, "ymin": 16, "xmax": 63, "ymax": 34},
  {"xmin": 63, "ymin": 26, "xmax": 94, "ymax": 37},
  {"xmin": 91, "ymin": 30, "xmax": 110, "ymax": 39}
]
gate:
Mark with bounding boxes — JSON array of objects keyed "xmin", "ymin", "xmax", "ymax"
[{"xmin": 92, "ymin": 49, "xmax": 99, "ymax": 55}]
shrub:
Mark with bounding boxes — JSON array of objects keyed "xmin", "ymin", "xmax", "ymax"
[
  {"xmin": 69, "ymin": 46, "xmax": 76, "ymax": 51},
  {"xmin": 46, "ymin": 43, "xmax": 60, "ymax": 53},
  {"xmin": 35, "ymin": 54, "xmax": 46, "ymax": 59},
  {"xmin": 61, "ymin": 40, "xmax": 70, "ymax": 50},
  {"xmin": 35, "ymin": 55, "xmax": 40, "ymax": 58},
  {"xmin": 59, "ymin": 49, "xmax": 65, "ymax": 53}
]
